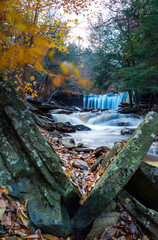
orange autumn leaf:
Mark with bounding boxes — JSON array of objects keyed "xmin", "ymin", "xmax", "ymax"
[
  {"xmin": 0, "ymin": 186, "xmax": 9, "ymax": 195},
  {"xmin": 80, "ymin": 193, "xmax": 87, "ymax": 205},
  {"xmin": 52, "ymin": 74, "xmax": 66, "ymax": 87}
]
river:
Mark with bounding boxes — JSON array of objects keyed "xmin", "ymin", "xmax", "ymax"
[{"xmin": 52, "ymin": 110, "xmax": 158, "ymax": 166}]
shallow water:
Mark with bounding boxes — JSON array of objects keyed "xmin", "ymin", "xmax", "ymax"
[{"xmin": 52, "ymin": 110, "xmax": 158, "ymax": 161}]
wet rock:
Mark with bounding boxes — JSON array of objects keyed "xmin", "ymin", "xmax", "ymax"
[
  {"xmin": 70, "ymin": 138, "xmax": 75, "ymax": 144},
  {"xmin": 74, "ymin": 159, "xmax": 88, "ymax": 170},
  {"xmin": 151, "ymin": 104, "xmax": 158, "ymax": 112},
  {"xmin": 86, "ymin": 212, "xmax": 119, "ymax": 240},
  {"xmin": 118, "ymin": 106, "xmax": 140, "ymax": 113},
  {"xmin": 35, "ymin": 103, "xmax": 60, "ymax": 111},
  {"xmin": 30, "ymin": 112, "xmax": 56, "ymax": 131},
  {"xmin": 91, "ymin": 154, "xmax": 105, "ymax": 172},
  {"xmin": 121, "ymin": 128, "xmax": 135, "ymax": 135},
  {"xmin": 76, "ymin": 124, "xmax": 91, "ymax": 131},
  {"xmin": 61, "ymin": 139, "xmax": 75, "ymax": 150},
  {"xmin": 54, "ymin": 122, "xmax": 77, "ymax": 133},
  {"xmin": 51, "ymin": 130, "xmax": 63, "ymax": 139},
  {"xmin": 72, "ymin": 106, "xmax": 82, "ymax": 111},
  {"xmin": 76, "ymin": 143, "xmax": 84, "ymax": 148},
  {"xmin": 118, "ymin": 122, "xmax": 128, "ymax": 126},
  {"xmin": 74, "ymin": 148, "xmax": 94, "ymax": 153},
  {"xmin": 94, "ymin": 146, "xmax": 110, "ymax": 158},
  {"xmin": 50, "ymin": 109, "xmax": 73, "ymax": 114}
]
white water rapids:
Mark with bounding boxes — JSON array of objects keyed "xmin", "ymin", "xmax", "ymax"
[{"xmin": 52, "ymin": 111, "xmax": 158, "ymax": 162}]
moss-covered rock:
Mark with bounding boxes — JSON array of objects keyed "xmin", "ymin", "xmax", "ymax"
[
  {"xmin": 73, "ymin": 111, "xmax": 158, "ymax": 232},
  {"xmin": 117, "ymin": 189, "xmax": 158, "ymax": 237},
  {"xmin": 125, "ymin": 162, "xmax": 158, "ymax": 212},
  {"xmin": 0, "ymin": 81, "xmax": 78, "ymax": 237}
]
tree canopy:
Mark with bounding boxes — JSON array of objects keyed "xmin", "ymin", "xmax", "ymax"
[
  {"xmin": 87, "ymin": 0, "xmax": 158, "ymax": 98},
  {"xmin": 0, "ymin": 0, "xmax": 95, "ymax": 99}
]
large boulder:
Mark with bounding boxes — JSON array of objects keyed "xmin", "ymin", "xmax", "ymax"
[{"xmin": 0, "ymin": 81, "xmax": 78, "ymax": 237}]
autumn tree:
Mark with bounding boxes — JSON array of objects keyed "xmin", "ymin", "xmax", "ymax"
[{"xmin": 0, "ymin": 0, "xmax": 95, "ymax": 100}]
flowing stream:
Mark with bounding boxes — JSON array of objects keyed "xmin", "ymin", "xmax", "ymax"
[{"xmin": 52, "ymin": 111, "xmax": 158, "ymax": 165}]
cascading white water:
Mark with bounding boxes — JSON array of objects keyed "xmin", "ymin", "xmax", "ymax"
[
  {"xmin": 52, "ymin": 111, "xmax": 142, "ymax": 127},
  {"xmin": 83, "ymin": 92, "xmax": 129, "ymax": 110},
  {"xmin": 51, "ymin": 111, "xmax": 158, "ymax": 159},
  {"xmin": 51, "ymin": 111, "xmax": 158, "ymax": 165}
]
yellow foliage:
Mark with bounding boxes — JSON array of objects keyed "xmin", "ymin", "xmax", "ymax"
[
  {"xmin": 30, "ymin": 76, "xmax": 35, "ymax": 81},
  {"xmin": 60, "ymin": 62, "xmax": 70, "ymax": 76},
  {"xmin": 79, "ymin": 78, "xmax": 93, "ymax": 89},
  {"xmin": 52, "ymin": 74, "xmax": 67, "ymax": 87},
  {"xmin": 48, "ymin": 49, "xmax": 55, "ymax": 60},
  {"xmin": 0, "ymin": 0, "xmax": 96, "ymax": 99},
  {"xmin": 70, "ymin": 63, "xmax": 80, "ymax": 78}
]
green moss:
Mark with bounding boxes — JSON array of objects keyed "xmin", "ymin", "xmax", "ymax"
[{"xmin": 15, "ymin": 168, "xmax": 36, "ymax": 179}]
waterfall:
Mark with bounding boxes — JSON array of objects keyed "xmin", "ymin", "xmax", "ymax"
[{"xmin": 83, "ymin": 92, "xmax": 129, "ymax": 110}]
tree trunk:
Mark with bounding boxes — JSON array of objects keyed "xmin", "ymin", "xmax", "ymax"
[
  {"xmin": 134, "ymin": 90, "xmax": 139, "ymax": 109},
  {"xmin": 128, "ymin": 90, "xmax": 133, "ymax": 107},
  {"xmin": 0, "ymin": 81, "xmax": 78, "ymax": 237}
]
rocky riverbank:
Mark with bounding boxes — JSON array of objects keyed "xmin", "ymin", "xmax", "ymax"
[{"xmin": 1, "ymin": 83, "xmax": 157, "ymax": 240}]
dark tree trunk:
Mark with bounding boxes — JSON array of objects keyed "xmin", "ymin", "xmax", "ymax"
[
  {"xmin": 134, "ymin": 90, "xmax": 139, "ymax": 108},
  {"xmin": 128, "ymin": 90, "xmax": 133, "ymax": 107}
]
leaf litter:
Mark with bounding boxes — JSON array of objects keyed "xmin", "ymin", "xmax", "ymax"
[{"xmin": 0, "ymin": 127, "xmax": 155, "ymax": 240}]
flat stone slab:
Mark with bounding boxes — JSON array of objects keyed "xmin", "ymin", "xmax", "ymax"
[{"xmin": 74, "ymin": 159, "xmax": 88, "ymax": 170}]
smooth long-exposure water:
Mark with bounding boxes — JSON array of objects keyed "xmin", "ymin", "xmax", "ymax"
[{"xmin": 52, "ymin": 111, "xmax": 158, "ymax": 161}]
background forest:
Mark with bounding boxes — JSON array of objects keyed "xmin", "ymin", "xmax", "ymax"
[{"xmin": 0, "ymin": 0, "xmax": 158, "ymax": 104}]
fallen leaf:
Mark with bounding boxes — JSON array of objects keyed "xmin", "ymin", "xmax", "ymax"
[
  {"xmin": 43, "ymin": 234, "xmax": 60, "ymax": 240},
  {"xmin": 23, "ymin": 234, "xmax": 40, "ymax": 239},
  {"xmin": 0, "ymin": 186, "xmax": 9, "ymax": 195},
  {"xmin": 20, "ymin": 209, "xmax": 29, "ymax": 226},
  {"xmin": 2, "ymin": 214, "xmax": 12, "ymax": 226},
  {"xmin": 14, "ymin": 230, "xmax": 28, "ymax": 237},
  {"xmin": 0, "ymin": 199, "xmax": 8, "ymax": 208},
  {"xmin": 79, "ymin": 193, "xmax": 87, "ymax": 205},
  {"xmin": 123, "ymin": 198, "xmax": 131, "ymax": 204},
  {"xmin": 0, "ymin": 207, "xmax": 6, "ymax": 221},
  {"xmin": 14, "ymin": 227, "xmax": 33, "ymax": 236}
]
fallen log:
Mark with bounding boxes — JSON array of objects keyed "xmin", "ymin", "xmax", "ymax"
[{"xmin": 73, "ymin": 111, "xmax": 158, "ymax": 232}]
